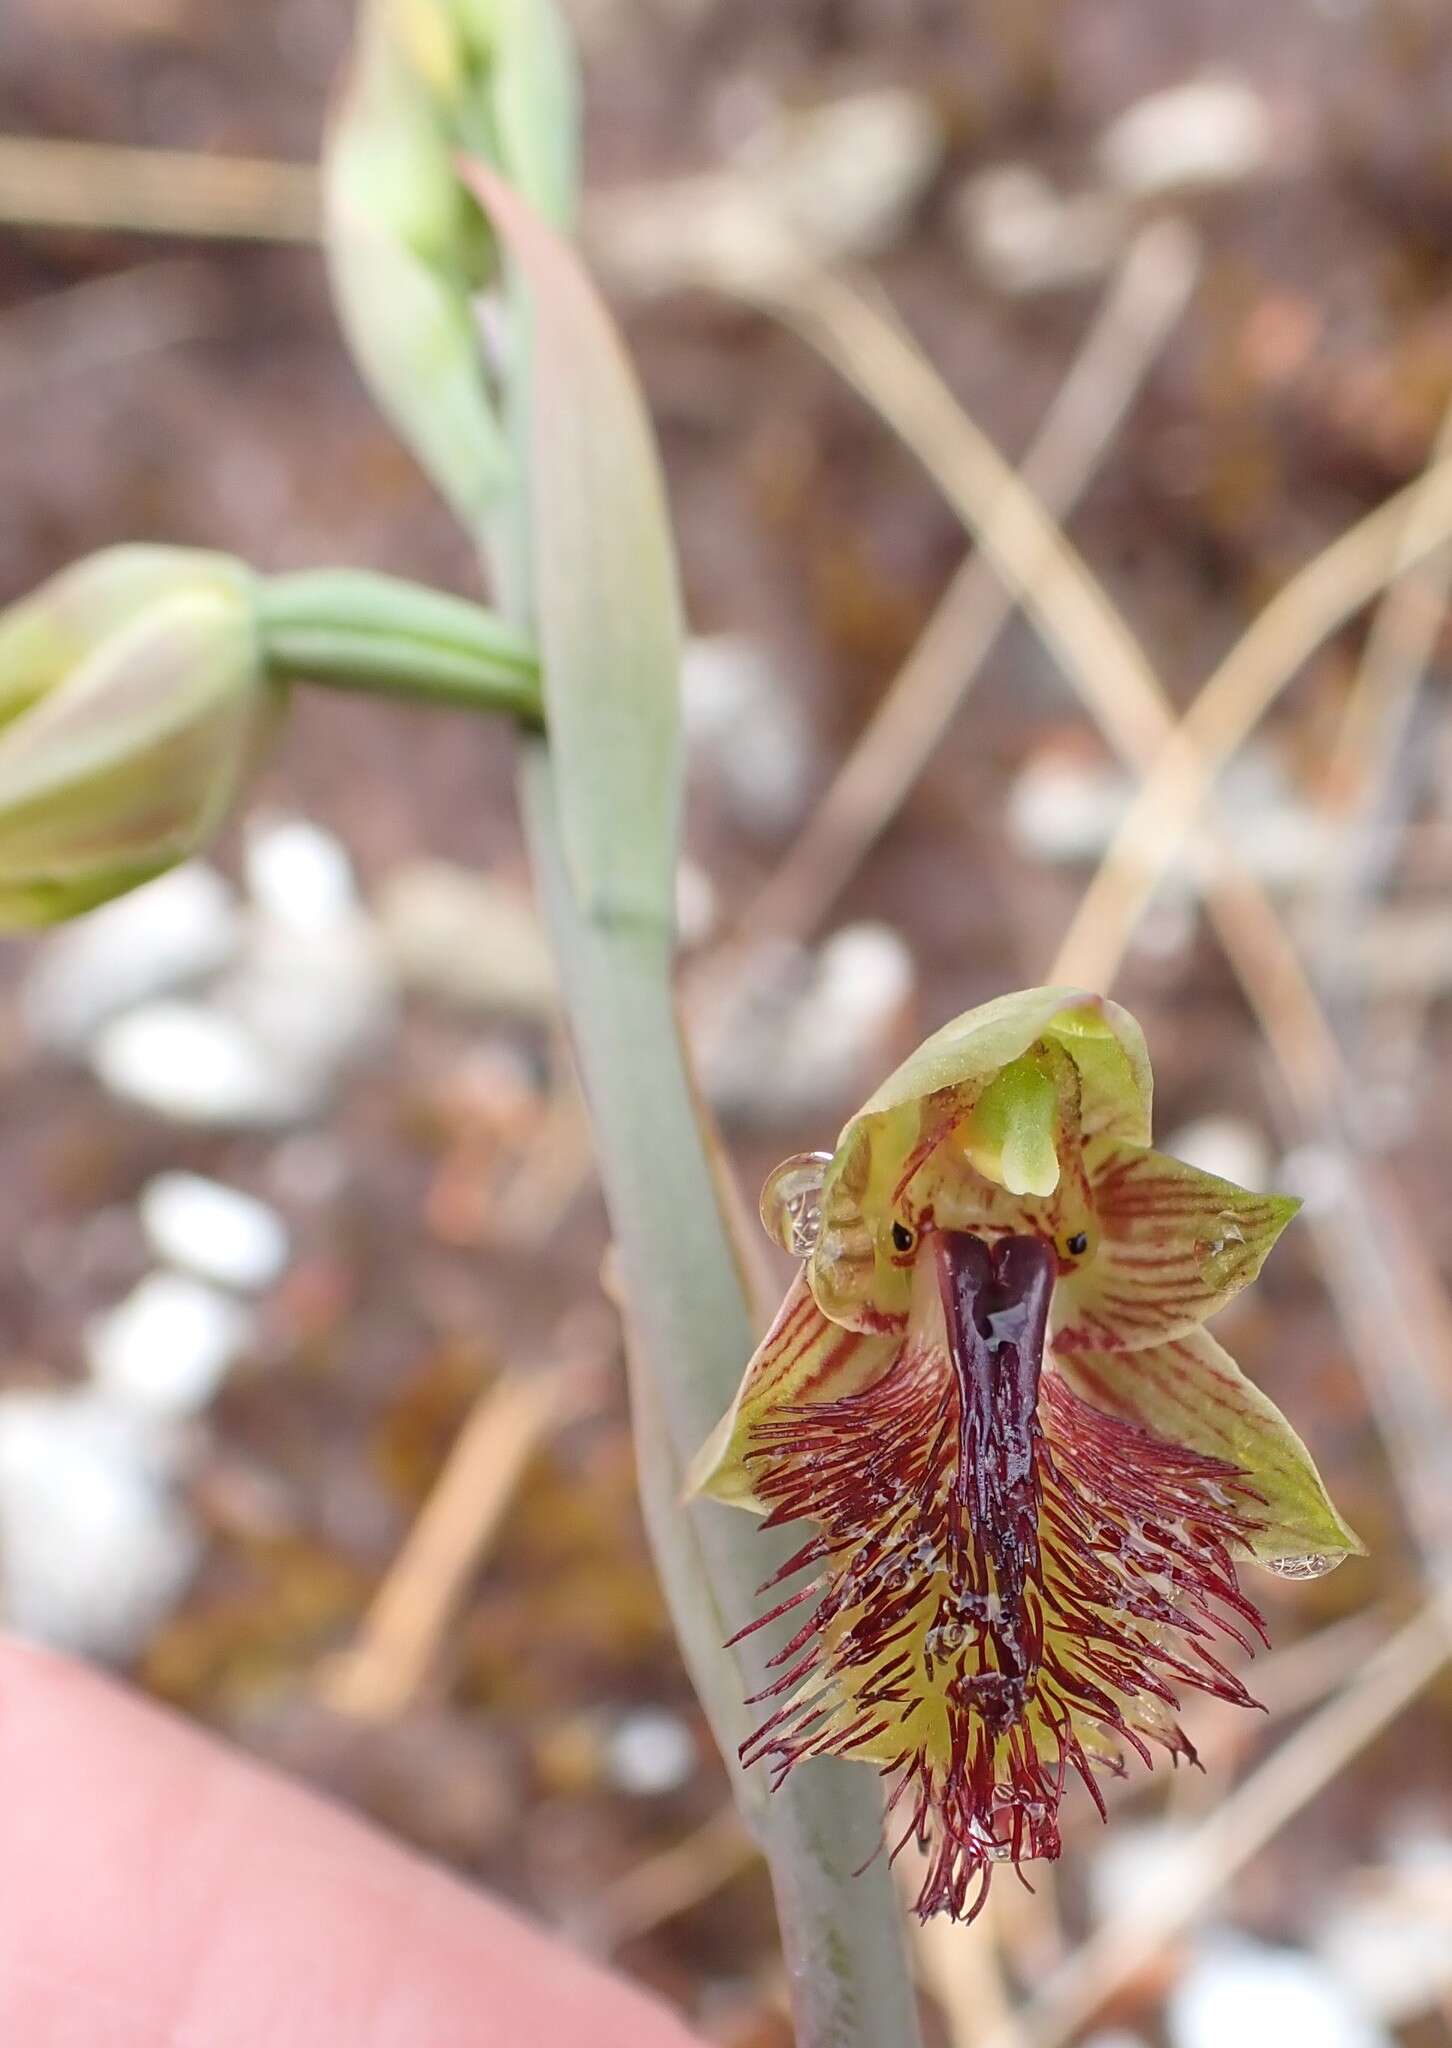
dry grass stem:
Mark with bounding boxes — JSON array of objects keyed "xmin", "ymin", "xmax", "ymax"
[
  {"xmin": 0, "ymin": 260, "xmax": 224, "ymax": 400},
  {"xmin": 721, "ymin": 257, "xmax": 1347, "ymax": 1114},
  {"xmin": 0, "ymin": 135, "xmax": 319, "ymax": 242},
  {"xmin": 317, "ymin": 1335, "xmax": 606, "ymax": 1720},
  {"xmin": 741, "ymin": 220, "xmax": 1200, "ymax": 946},
  {"xmin": 1053, "ymin": 452, "xmax": 1452, "ymax": 990},
  {"xmin": 997, "ymin": 1593, "xmax": 1452, "ymax": 2048},
  {"xmin": 1319, "ymin": 397, "xmax": 1452, "ymax": 826},
  {"xmin": 581, "ymin": 1805, "xmax": 758, "ymax": 1953}
]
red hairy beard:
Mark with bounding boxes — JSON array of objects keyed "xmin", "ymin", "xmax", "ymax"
[{"xmin": 737, "ymin": 1234, "xmax": 1267, "ymax": 1922}]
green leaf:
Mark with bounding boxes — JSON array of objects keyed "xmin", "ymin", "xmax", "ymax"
[{"xmin": 459, "ymin": 158, "xmax": 683, "ymax": 927}]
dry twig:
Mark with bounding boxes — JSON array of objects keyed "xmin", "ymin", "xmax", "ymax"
[
  {"xmin": 318, "ymin": 1325, "xmax": 607, "ymax": 1719},
  {"xmin": 0, "ymin": 134, "xmax": 319, "ymax": 242},
  {"xmin": 994, "ymin": 1593, "xmax": 1452, "ymax": 2048}
]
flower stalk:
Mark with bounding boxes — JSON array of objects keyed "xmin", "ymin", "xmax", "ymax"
[{"xmin": 256, "ymin": 567, "xmax": 540, "ymax": 721}]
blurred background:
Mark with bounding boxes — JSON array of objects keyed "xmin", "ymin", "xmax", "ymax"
[{"xmin": 4, "ymin": 1, "xmax": 1452, "ymax": 2043}]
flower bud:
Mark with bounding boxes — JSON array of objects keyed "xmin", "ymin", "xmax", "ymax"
[
  {"xmin": 323, "ymin": 0, "xmax": 578, "ymax": 531},
  {"xmin": 0, "ymin": 549, "xmax": 278, "ymax": 926}
]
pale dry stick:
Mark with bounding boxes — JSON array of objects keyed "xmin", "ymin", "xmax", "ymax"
[
  {"xmin": 318, "ymin": 1330, "xmax": 607, "ymax": 1720},
  {"xmin": 915, "ymin": 1887, "xmax": 1024, "ymax": 2048},
  {"xmin": 0, "ymin": 259, "xmax": 223, "ymax": 402},
  {"xmin": 993, "ymin": 1592, "xmax": 1452, "ymax": 2048},
  {"xmin": 741, "ymin": 219, "xmax": 1201, "ymax": 946},
  {"xmin": 580, "ymin": 1805, "xmax": 757, "ymax": 1954},
  {"xmin": 1310, "ymin": 396, "xmax": 1452, "ymax": 1073},
  {"xmin": 1051, "ymin": 452, "xmax": 1452, "ymax": 993},
  {"xmin": 1318, "ymin": 395, "xmax": 1452, "ymax": 825},
  {"xmin": 0, "ymin": 135, "xmax": 320, "ymax": 242},
  {"xmin": 711, "ymin": 254, "xmax": 1347, "ymax": 1115}
]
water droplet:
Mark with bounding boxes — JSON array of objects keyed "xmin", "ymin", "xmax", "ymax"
[
  {"xmin": 1196, "ymin": 1211, "xmax": 1248, "ymax": 1286},
  {"xmin": 1263, "ymin": 1550, "xmax": 1342, "ymax": 1581},
  {"xmin": 760, "ymin": 1151, "xmax": 832, "ymax": 1256}
]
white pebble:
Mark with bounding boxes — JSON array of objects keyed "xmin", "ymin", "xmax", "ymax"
[
  {"xmin": 86, "ymin": 1271, "xmax": 255, "ymax": 1416},
  {"xmin": 1006, "ymin": 748, "xmax": 1131, "ymax": 862},
  {"xmin": 139, "ymin": 1173, "xmax": 290, "ymax": 1294},
  {"xmin": 244, "ymin": 815, "xmax": 359, "ymax": 932},
  {"xmin": 956, "ymin": 165, "xmax": 1124, "ymax": 295},
  {"xmin": 1169, "ymin": 1934, "xmax": 1393, "ymax": 2048},
  {"xmin": 376, "ymin": 863, "xmax": 557, "ymax": 1020},
  {"xmin": 21, "ymin": 863, "xmax": 240, "ymax": 1053},
  {"xmin": 1314, "ymin": 1834, "xmax": 1452, "ymax": 2021},
  {"xmin": 0, "ymin": 1390, "xmax": 199, "ymax": 1660},
  {"xmin": 91, "ymin": 1000, "xmax": 318, "ymax": 1126},
  {"xmin": 683, "ymin": 636, "xmax": 814, "ymax": 835},
  {"xmin": 1164, "ymin": 1116, "xmax": 1271, "ymax": 1192},
  {"xmin": 1099, "ymin": 78, "xmax": 1272, "ymax": 198},
  {"xmin": 1278, "ymin": 1143, "xmax": 1350, "ymax": 1217},
  {"xmin": 604, "ymin": 1709, "xmax": 697, "ymax": 1797}
]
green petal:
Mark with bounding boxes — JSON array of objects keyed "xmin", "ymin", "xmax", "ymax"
[
  {"xmin": 855, "ymin": 986, "xmax": 1151, "ymax": 1146},
  {"xmin": 1051, "ymin": 1326, "xmax": 1363, "ymax": 1567},
  {"xmin": 1055, "ymin": 1139, "xmax": 1299, "ymax": 1351},
  {"xmin": 686, "ymin": 1269, "xmax": 897, "ymax": 1511}
]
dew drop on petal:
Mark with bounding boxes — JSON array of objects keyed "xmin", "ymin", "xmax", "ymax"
[
  {"xmin": 760, "ymin": 1151, "xmax": 833, "ymax": 1256},
  {"xmin": 1195, "ymin": 1210, "xmax": 1248, "ymax": 1286},
  {"xmin": 1262, "ymin": 1551, "xmax": 1341, "ymax": 1581}
]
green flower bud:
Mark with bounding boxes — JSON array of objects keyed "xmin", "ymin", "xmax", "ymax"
[
  {"xmin": 323, "ymin": 0, "xmax": 578, "ymax": 533},
  {"xmin": 0, "ymin": 548, "xmax": 279, "ymax": 926}
]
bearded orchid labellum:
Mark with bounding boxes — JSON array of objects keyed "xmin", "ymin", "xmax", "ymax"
[{"xmin": 689, "ymin": 987, "xmax": 1361, "ymax": 1923}]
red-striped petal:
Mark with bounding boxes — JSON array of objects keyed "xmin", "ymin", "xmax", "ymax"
[{"xmin": 1054, "ymin": 1139, "xmax": 1299, "ymax": 1353}]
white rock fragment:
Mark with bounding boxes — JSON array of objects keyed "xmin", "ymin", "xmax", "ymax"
[
  {"xmin": 1164, "ymin": 1116, "xmax": 1271, "ymax": 1192},
  {"xmin": 700, "ymin": 923, "xmax": 915, "ymax": 1126},
  {"xmin": 1314, "ymin": 1834, "xmax": 1452, "ymax": 2022},
  {"xmin": 742, "ymin": 88, "xmax": 944, "ymax": 262},
  {"xmin": 21, "ymin": 863, "xmax": 240, "ymax": 1053},
  {"xmin": 377, "ymin": 863, "xmax": 558, "ymax": 1019},
  {"xmin": 1278, "ymin": 1142, "xmax": 1351, "ymax": 1217},
  {"xmin": 1008, "ymin": 741, "xmax": 1334, "ymax": 889},
  {"xmin": 1007, "ymin": 748, "xmax": 1132, "ymax": 862},
  {"xmin": 1089, "ymin": 1820, "xmax": 1194, "ymax": 1923},
  {"xmin": 139, "ymin": 1172, "xmax": 290, "ymax": 1294},
  {"xmin": 86, "ymin": 1271, "xmax": 255, "ymax": 1416},
  {"xmin": 590, "ymin": 89, "xmax": 940, "ymax": 297},
  {"xmin": 1099, "ymin": 78, "xmax": 1272, "ymax": 198},
  {"xmin": 683, "ymin": 635, "xmax": 814, "ymax": 835},
  {"xmin": 230, "ymin": 815, "xmax": 393, "ymax": 1079},
  {"xmin": 243, "ymin": 815, "xmax": 360, "ymax": 933},
  {"xmin": 0, "ymin": 1390, "xmax": 200, "ymax": 1660},
  {"xmin": 91, "ymin": 1000, "xmax": 318, "ymax": 1126},
  {"xmin": 604, "ymin": 1709, "xmax": 697, "ymax": 1797},
  {"xmin": 955, "ymin": 165, "xmax": 1124, "ymax": 295},
  {"xmin": 1168, "ymin": 1934, "xmax": 1393, "ymax": 2048},
  {"xmin": 218, "ymin": 916, "xmax": 391, "ymax": 1097}
]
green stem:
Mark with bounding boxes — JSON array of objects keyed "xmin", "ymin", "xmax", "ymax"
[
  {"xmin": 522, "ymin": 752, "xmax": 925, "ymax": 2048},
  {"xmin": 257, "ymin": 568, "xmax": 542, "ymax": 724}
]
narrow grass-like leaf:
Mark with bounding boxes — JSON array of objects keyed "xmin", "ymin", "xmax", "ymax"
[{"xmin": 459, "ymin": 159, "xmax": 682, "ymax": 928}]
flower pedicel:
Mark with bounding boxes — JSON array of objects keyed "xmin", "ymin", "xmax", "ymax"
[{"xmin": 690, "ymin": 987, "xmax": 1361, "ymax": 1922}]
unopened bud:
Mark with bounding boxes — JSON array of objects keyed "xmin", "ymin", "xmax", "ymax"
[
  {"xmin": 0, "ymin": 549, "xmax": 279, "ymax": 926},
  {"xmin": 323, "ymin": 0, "xmax": 578, "ymax": 530}
]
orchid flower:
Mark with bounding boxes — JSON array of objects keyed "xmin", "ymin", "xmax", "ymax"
[{"xmin": 690, "ymin": 987, "xmax": 1360, "ymax": 1922}]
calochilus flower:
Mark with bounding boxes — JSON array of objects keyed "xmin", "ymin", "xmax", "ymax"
[{"xmin": 689, "ymin": 987, "xmax": 1360, "ymax": 1922}]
